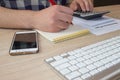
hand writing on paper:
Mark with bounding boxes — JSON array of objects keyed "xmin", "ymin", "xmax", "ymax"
[{"xmin": 32, "ymin": 5, "xmax": 73, "ymax": 32}]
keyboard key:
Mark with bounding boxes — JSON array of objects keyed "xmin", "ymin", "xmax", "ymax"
[
  {"xmin": 76, "ymin": 62, "xmax": 86, "ymax": 68},
  {"xmin": 73, "ymin": 77, "xmax": 82, "ymax": 80},
  {"xmin": 53, "ymin": 55, "xmax": 63, "ymax": 60},
  {"xmin": 83, "ymin": 55, "xmax": 92, "ymax": 59},
  {"xmin": 67, "ymin": 56, "xmax": 76, "ymax": 60},
  {"xmin": 89, "ymin": 69, "xmax": 99, "ymax": 75},
  {"xmin": 79, "ymin": 68, "xmax": 89, "ymax": 74},
  {"xmin": 50, "ymin": 58, "xmax": 69, "ymax": 67},
  {"xmin": 76, "ymin": 57, "xmax": 85, "ymax": 62},
  {"xmin": 81, "ymin": 73, "xmax": 91, "ymax": 79},
  {"xmin": 68, "ymin": 65, "xmax": 79, "ymax": 71},
  {"xmin": 87, "ymin": 64, "xmax": 96, "ymax": 70},
  {"xmin": 68, "ymin": 51, "xmax": 76, "ymax": 55},
  {"xmin": 84, "ymin": 59, "xmax": 93, "ymax": 65},
  {"xmin": 45, "ymin": 58, "xmax": 54, "ymax": 63},
  {"xmin": 94, "ymin": 61, "xmax": 103, "ymax": 67},
  {"xmin": 74, "ymin": 53, "xmax": 83, "ymax": 58},
  {"xmin": 55, "ymin": 62, "xmax": 71, "ymax": 70},
  {"xmin": 69, "ymin": 60, "xmax": 78, "ymax": 65},
  {"xmin": 65, "ymin": 71, "xmax": 81, "ymax": 80},
  {"xmin": 60, "ymin": 53, "xmax": 68, "ymax": 57},
  {"xmin": 60, "ymin": 68, "xmax": 71, "ymax": 75}
]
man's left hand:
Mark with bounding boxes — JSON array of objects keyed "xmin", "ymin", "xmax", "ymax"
[{"xmin": 70, "ymin": 0, "xmax": 93, "ymax": 11}]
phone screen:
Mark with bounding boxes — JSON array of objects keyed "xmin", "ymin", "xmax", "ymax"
[{"xmin": 12, "ymin": 32, "xmax": 37, "ymax": 50}]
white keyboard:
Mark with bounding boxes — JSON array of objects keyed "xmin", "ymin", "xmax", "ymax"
[{"xmin": 45, "ymin": 36, "xmax": 120, "ymax": 80}]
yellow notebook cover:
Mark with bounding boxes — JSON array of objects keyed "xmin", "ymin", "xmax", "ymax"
[{"xmin": 36, "ymin": 25, "xmax": 89, "ymax": 43}]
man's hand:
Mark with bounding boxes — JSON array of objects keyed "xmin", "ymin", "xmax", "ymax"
[
  {"xmin": 70, "ymin": 0, "xmax": 93, "ymax": 11},
  {"xmin": 31, "ymin": 5, "xmax": 73, "ymax": 32}
]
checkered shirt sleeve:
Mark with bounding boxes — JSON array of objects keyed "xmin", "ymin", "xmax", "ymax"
[{"xmin": 0, "ymin": 0, "xmax": 68, "ymax": 10}]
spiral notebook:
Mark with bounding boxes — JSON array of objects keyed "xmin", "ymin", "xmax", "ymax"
[{"xmin": 36, "ymin": 25, "xmax": 89, "ymax": 43}]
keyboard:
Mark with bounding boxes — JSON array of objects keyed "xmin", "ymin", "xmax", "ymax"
[
  {"xmin": 45, "ymin": 36, "xmax": 120, "ymax": 80},
  {"xmin": 73, "ymin": 11, "xmax": 110, "ymax": 20}
]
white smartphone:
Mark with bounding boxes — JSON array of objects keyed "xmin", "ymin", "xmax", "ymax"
[{"xmin": 9, "ymin": 31, "xmax": 39, "ymax": 56}]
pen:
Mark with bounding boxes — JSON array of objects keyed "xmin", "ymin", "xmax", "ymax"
[{"xmin": 49, "ymin": 0, "xmax": 56, "ymax": 5}]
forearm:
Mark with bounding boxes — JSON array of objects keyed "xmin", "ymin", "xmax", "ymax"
[{"xmin": 0, "ymin": 7, "xmax": 35, "ymax": 29}]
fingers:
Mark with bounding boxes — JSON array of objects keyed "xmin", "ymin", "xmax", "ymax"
[
  {"xmin": 56, "ymin": 5, "xmax": 74, "ymax": 15},
  {"xmin": 48, "ymin": 26, "xmax": 61, "ymax": 32},
  {"xmin": 76, "ymin": 0, "xmax": 86, "ymax": 11},
  {"xmin": 70, "ymin": 1, "xmax": 78, "ymax": 11},
  {"xmin": 48, "ymin": 20, "xmax": 70, "ymax": 32},
  {"xmin": 82, "ymin": 0, "xmax": 93, "ymax": 11},
  {"xmin": 57, "ymin": 12, "xmax": 73, "ymax": 23},
  {"xmin": 53, "ymin": 5, "xmax": 73, "ymax": 27},
  {"xmin": 88, "ymin": 0, "xmax": 94, "ymax": 11},
  {"xmin": 56, "ymin": 20, "xmax": 70, "ymax": 29},
  {"xmin": 71, "ymin": 0, "xmax": 93, "ymax": 11},
  {"xmin": 83, "ymin": 0, "xmax": 90, "ymax": 11}
]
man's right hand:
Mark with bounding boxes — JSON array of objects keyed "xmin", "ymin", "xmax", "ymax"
[{"xmin": 31, "ymin": 5, "xmax": 73, "ymax": 32}]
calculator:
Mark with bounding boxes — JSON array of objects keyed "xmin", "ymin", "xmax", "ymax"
[{"xmin": 73, "ymin": 11, "xmax": 110, "ymax": 20}]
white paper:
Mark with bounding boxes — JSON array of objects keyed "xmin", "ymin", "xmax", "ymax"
[{"xmin": 72, "ymin": 16, "xmax": 120, "ymax": 35}]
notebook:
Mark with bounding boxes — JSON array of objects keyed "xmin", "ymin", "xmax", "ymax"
[{"xmin": 36, "ymin": 25, "xmax": 89, "ymax": 43}]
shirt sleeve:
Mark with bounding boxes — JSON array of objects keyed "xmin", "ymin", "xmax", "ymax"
[
  {"xmin": 65, "ymin": 0, "xmax": 73, "ymax": 6},
  {"xmin": 0, "ymin": 0, "xmax": 4, "ymax": 6},
  {"xmin": 66, "ymin": 0, "xmax": 73, "ymax": 4},
  {"xmin": 0, "ymin": 1, "xmax": 1, "ymax": 6}
]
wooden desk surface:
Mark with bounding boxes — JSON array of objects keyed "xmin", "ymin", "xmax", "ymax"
[{"xmin": 0, "ymin": 5, "xmax": 120, "ymax": 80}]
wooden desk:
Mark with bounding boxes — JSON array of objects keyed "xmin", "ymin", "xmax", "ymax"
[{"xmin": 0, "ymin": 5, "xmax": 120, "ymax": 80}]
